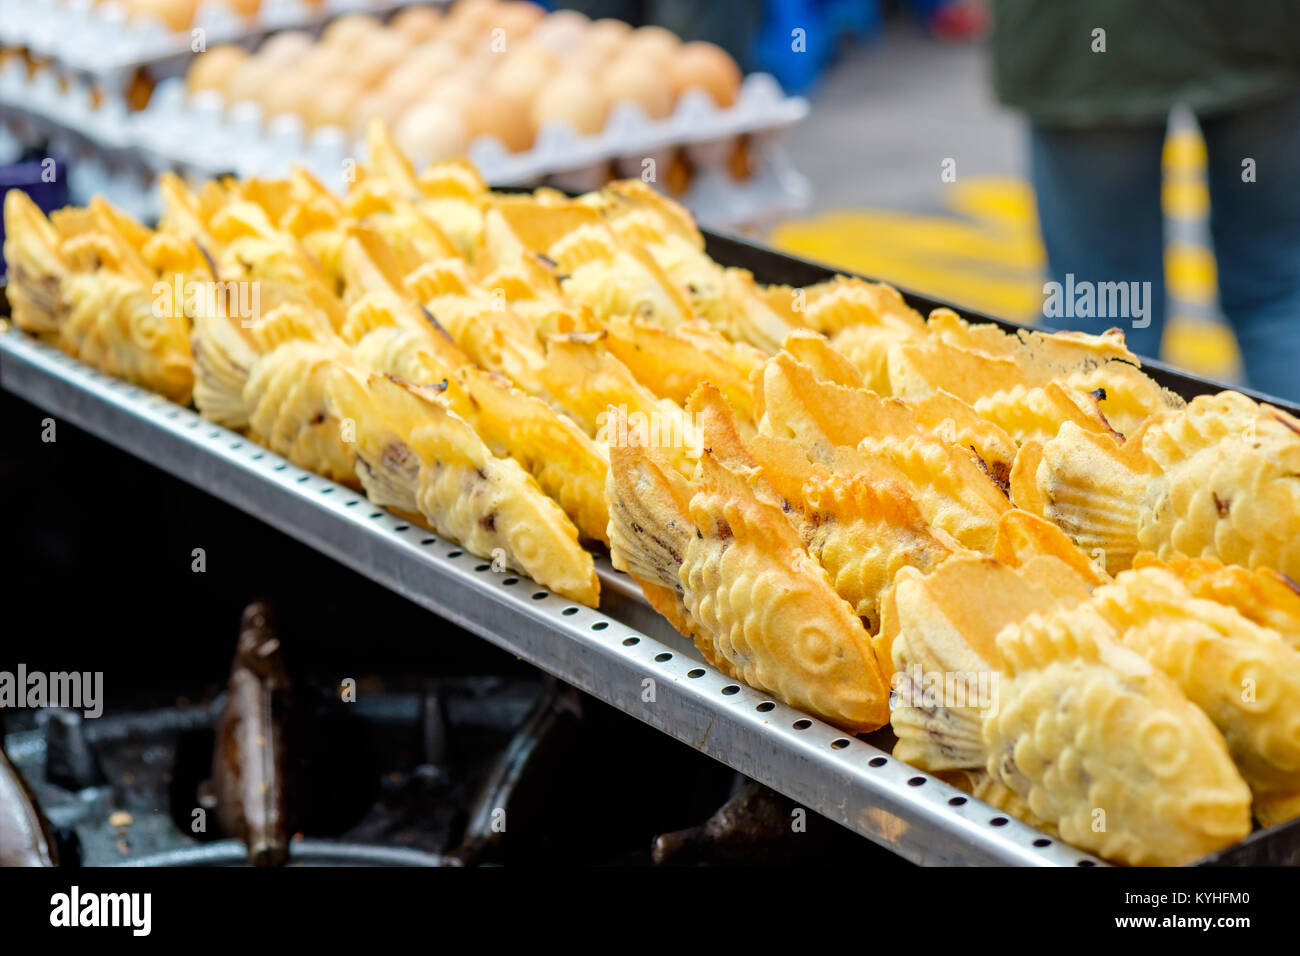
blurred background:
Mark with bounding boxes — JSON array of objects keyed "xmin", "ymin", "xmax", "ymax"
[{"xmin": 4, "ymin": 0, "xmax": 1298, "ymax": 388}]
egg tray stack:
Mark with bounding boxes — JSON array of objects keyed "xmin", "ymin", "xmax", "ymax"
[
  {"xmin": 133, "ymin": 73, "xmax": 808, "ymax": 225},
  {"xmin": 0, "ymin": 1, "xmax": 810, "ymax": 228},
  {"xmin": 134, "ymin": 2, "xmax": 810, "ymax": 227},
  {"xmin": 0, "ymin": 0, "xmax": 434, "ymax": 78},
  {"xmin": 0, "ymin": 0, "xmax": 441, "ymax": 218}
]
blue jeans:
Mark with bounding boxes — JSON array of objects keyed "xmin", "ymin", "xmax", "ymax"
[{"xmin": 1029, "ymin": 90, "xmax": 1300, "ymax": 402}]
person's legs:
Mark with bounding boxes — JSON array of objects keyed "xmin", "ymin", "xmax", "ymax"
[
  {"xmin": 1029, "ymin": 121, "xmax": 1168, "ymax": 359},
  {"xmin": 1199, "ymin": 91, "xmax": 1300, "ymax": 402}
]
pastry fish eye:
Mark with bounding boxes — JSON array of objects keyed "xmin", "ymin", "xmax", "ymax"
[
  {"xmin": 507, "ymin": 522, "xmax": 542, "ymax": 567},
  {"xmin": 794, "ymin": 624, "xmax": 836, "ymax": 673},
  {"xmin": 1137, "ymin": 713, "xmax": 1190, "ymax": 780},
  {"xmin": 130, "ymin": 310, "xmax": 164, "ymax": 349}
]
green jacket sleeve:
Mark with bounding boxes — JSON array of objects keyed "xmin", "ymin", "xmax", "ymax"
[{"xmin": 991, "ymin": 0, "xmax": 1300, "ymax": 126}]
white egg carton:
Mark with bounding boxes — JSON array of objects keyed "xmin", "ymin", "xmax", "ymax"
[
  {"xmin": 129, "ymin": 69, "xmax": 808, "ymax": 185},
  {"xmin": 0, "ymin": 0, "xmax": 441, "ymax": 80},
  {"xmin": 0, "ymin": 57, "xmax": 810, "ymax": 228}
]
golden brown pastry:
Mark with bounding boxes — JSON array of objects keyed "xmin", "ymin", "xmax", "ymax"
[
  {"xmin": 606, "ymin": 411, "xmax": 890, "ymax": 731},
  {"xmin": 757, "ymin": 350, "xmax": 1009, "ymax": 551},
  {"xmin": 1132, "ymin": 553, "xmax": 1300, "ymax": 650},
  {"xmin": 691, "ymin": 383, "xmax": 962, "ymax": 629},
  {"xmin": 991, "ymin": 605, "xmax": 1251, "ymax": 865},
  {"xmin": 1086, "ymin": 565, "xmax": 1300, "ymax": 816},
  {"xmin": 241, "ymin": 306, "xmax": 358, "ymax": 486},
  {"xmin": 1013, "ymin": 390, "xmax": 1300, "ymax": 578},
  {"xmin": 326, "ymin": 367, "xmax": 598, "ymax": 605}
]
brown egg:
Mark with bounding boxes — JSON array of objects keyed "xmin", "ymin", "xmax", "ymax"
[
  {"xmin": 670, "ymin": 41, "xmax": 741, "ymax": 108},
  {"xmin": 465, "ymin": 89, "xmax": 534, "ymax": 152},
  {"xmin": 584, "ymin": 17, "xmax": 632, "ymax": 49},
  {"xmin": 258, "ymin": 66, "xmax": 322, "ymax": 118},
  {"xmin": 302, "ymin": 76, "xmax": 364, "ymax": 129},
  {"xmin": 337, "ymin": 31, "xmax": 414, "ymax": 89},
  {"xmin": 256, "ymin": 31, "xmax": 313, "ymax": 67},
  {"xmin": 320, "ymin": 14, "xmax": 382, "ymax": 54},
  {"xmin": 440, "ymin": 16, "xmax": 492, "ymax": 56},
  {"xmin": 288, "ymin": 46, "xmax": 337, "ymax": 86},
  {"xmin": 223, "ymin": 0, "xmax": 260, "ymax": 20},
  {"xmin": 529, "ymin": 9, "xmax": 589, "ymax": 54},
  {"xmin": 532, "ymin": 70, "xmax": 608, "ymax": 135},
  {"xmin": 361, "ymin": 29, "xmax": 417, "ymax": 71},
  {"xmin": 187, "ymin": 45, "xmax": 248, "ymax": 95},
  {"xmin": 447, "ymin": 0, "xmax": 500, "ymax": 30},
  {"xmin": 128, "ymin": 0, "xmax": 198, "ymax": 32},
  {"xmin": 382, "ymin": 41, "xmax": 463, "ymax": 95},
  {"xmin": 351, "ymin": 90, "xmax": 411, "ymax": 139},
  {"xmin": 395, "ymin": 99, "xmax": 469, "ymax": 163},
  {"xmin": 625, "ymin": 25, "xmax": 681, "ymax": 65},
  {"xmin": 428, "ymin": 68, "xmax": 481, "ymax": 112},
  {"xmin": 496, "ymin": 1, "xmax": 546, "ymax": 40},
  {"xmin": 224, "ymin": 55, "xmax": 275, "ymax": 104},
  {"xmin": 486, "ymin": 41, "xmax": 557, "ymax": 103},
  {"xmin": 389, "ymin": 5, "xmax": 444, "ymax": 44},
  {"xmin": 605, "ymin": 56, "xmax": 674, "ymax": 119}
]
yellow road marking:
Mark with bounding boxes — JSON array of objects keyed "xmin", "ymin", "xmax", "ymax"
[
  {"xmin": 1163, "ymin": 128, "xmax": 1207, "ymax": 174},
  {"xmin": 1165, "ymin": 242, "xmax": 1218, "ymax": 305},
  {"xmin": 1164, "ymin": 317, "xmax": 1241, "ymax": 381},
  {"xmin": 1163, "ymin": 179, "xmax": 1210, "ymax": 220}
]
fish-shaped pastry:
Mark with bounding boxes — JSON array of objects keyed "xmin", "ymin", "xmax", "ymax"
[
  {"xmin": 691, "ymin": 383, "xmax": 963, "ymax": 630},
  {"xmin": 1011, "ymin": 390, "xmax": 1300, "ymax": 578},
  {"xmin": 1132, "ymin": 553, "xmax": 1300, "ymax": 651},
  {"xmin": 992, "ymin": 604, "xmax": 1252, "ymax": 865},
  {"xmin": 61, "ymin": 270, "xmax": 195, "ymax": 403},
  {"xmin": 4, "ymin": 191, "xmax": 196, "ymax": 401},
  {"xmin": 886, "ymin": 310, "xmax": 1183, "ymax": 441},
  {"xmin": 549, "ymin": 223, "xmax": 695, "ymax": 330},
  {"xmin": 1085, "ymin": 565, "xmax": 1300, "ymax": 821},
  {"xmin": 4, "ymin": 189, "xmax": 69, "ymax": 336},
  {"xmin": 927, "ymin": 309, "xmax": 1183, "ymax": 437},
  {"xmin": 360, "ymin": 120, "xmax": 487, "ymax": 259},
  {"xmin": 876, "ymin": 521, "xmax": 1098, "ymax": 771},
  {"xmin": 240, "ymin": 305, "xmax": 359, "ymax": 486},
  {"xmin": 326, "ymin": 367, "xmax": 598, "ymax": 605},
  {"xmin": 606, "ymin": 409, "xmax": 890, "ymax": 731},
  {"xmin": 757, "ymin": 350, "xmax": 1010, "ymax": 551},
  {"xmin": 540, "ymin": 331, "xmax": 700, "ymax": 476},
  {"xmin": 601, "ymin": 314, "xmax": 765, "ymax": 434},
  {"xmin": 880, "ymin": 548, "xmax": 1250, "ymax": 864},
  {"xmin": 752, "ymin": 275, "xmax": 927, "ymax": 394},
  {"xmin": 342, "ymin": 290, "xmax": 611, "ymax": 546}
]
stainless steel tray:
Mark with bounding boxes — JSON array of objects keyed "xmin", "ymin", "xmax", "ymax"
[
  {"xmin": 0, "ymin": 327, "xmax": 1098, "ymax": 866},
  {"xmin": 9, "ymin": 229, "xmax": 1300, "ymax": 867}
]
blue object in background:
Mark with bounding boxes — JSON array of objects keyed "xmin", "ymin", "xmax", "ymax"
[
  {"xmin": 755, "ymin": 0, "xmax": 881, "ymax": 93},
  {"xmin": 0, "ymin": 159, "xmax": 68, "ymax": 276}
]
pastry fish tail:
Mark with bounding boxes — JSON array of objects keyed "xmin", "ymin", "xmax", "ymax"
[
  {"xmin": 1011, "ymin": 422, "xmax": 1150, "ymax": 574},
  {"xmin": 606, "ymin": 406, "xmax": 699, "ymax": 634}
]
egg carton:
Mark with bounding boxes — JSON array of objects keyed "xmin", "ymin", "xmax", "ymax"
[
  {"xmin": 0, "ymin": 56, "xmax": 138, "ymax": 151},
  {"xmin": 0, "ymin": 0, "xmax": 441, "ymax": 82},
  {"xmin": 130, "ymin": 68, "xmax": 808, "ymax": 183},
  {"xmin": 0, "ymin": 60, "xmax": 810, "ymax": 228}
]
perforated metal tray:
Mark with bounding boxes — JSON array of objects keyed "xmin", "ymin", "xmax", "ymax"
[
  {"xmin": 0, "ymin": 328, "xmax": 1098, "ymax": 866},
  {"xmin": 8, "ymin": 233, "xmax": 1300, "ymax": 867}
]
